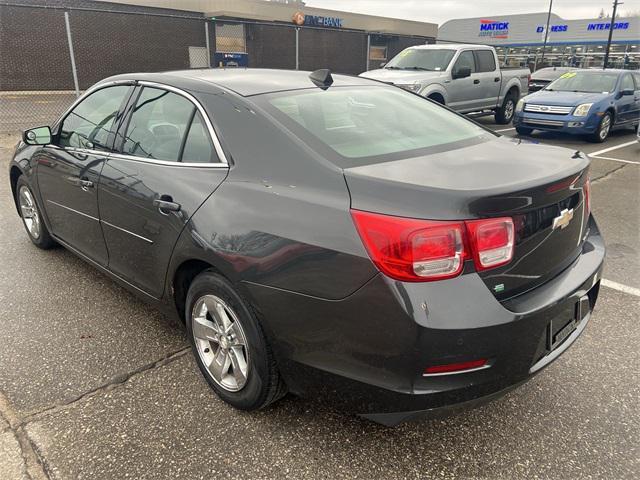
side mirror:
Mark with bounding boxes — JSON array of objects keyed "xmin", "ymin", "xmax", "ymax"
[
  {"xmin": 452, "ymin": 66, "xmax": 472, "ymax": 79},
  {"xmin": 379, "ymin": 62, "xmax": 386, "ymax": 68},
  {"xmin": 23, "ymin": 126, "xmax": 52, "ymax": 145},
  {"xmin": 620, "ymin": 88, "xmax": 634, "ymax": 96}
]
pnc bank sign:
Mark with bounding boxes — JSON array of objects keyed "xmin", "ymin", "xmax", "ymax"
[
  {"xmin": 292, "ymin": 11, "xmax": 343, "ymax": 28},
  {"xmin": 478, "ymin": 19, "xmax": 509, "ymax": 39}
]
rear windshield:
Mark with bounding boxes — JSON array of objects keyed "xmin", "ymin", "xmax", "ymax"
[
  {"xmin": 258, "ymin": 86, "xmax": 492, "ymax": 168},
  {"xmin": 546, "ymin": 71, "xmax": 619, "ymax": 93}
]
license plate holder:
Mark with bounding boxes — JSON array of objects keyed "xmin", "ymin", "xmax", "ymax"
[{"xmin": 547, "ymin": 295, "xmax": 590, "ymax": 351}]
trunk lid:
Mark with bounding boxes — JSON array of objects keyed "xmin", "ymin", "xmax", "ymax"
[{"xmin": 344, "ymin": 137, "xmax": 590, "ymax": 299}]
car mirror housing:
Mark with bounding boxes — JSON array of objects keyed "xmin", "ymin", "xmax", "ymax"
[
  {"xmin": 452, "ymin": 66, "xmax": 471, "ymax": 79},
  {"xmin": 620, "ymin": 88, "xmax": 634, "ymax": 96},
  {"xmin": 23, "ymin": 126, "xmax": 52, "ymax": 145}
]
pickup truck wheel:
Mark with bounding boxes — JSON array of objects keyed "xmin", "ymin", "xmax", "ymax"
[
  {"xmin": 495, "ymin": 94, "xmax": 517, "ymax": 124},
  {"xmin": 587, "ymin": 112, "xmax": 612, "ymax": 143},
  {"xmin": 515, "ymin": 126, "xmax": 533, "ymax": 136}
]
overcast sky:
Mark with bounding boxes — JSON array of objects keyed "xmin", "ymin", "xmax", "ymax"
[{"xmin": 304, "ymin": 0, "xmax": 640, "ymax": 25}]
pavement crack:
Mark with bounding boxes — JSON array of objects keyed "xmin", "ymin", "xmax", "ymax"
[
  {"xmin": 22, "ymin": 346, "xmax": 191, "ymax": 425},
  {"xmin": 591, "ymin": 163, "xmax": 627, "ymax": 184}
]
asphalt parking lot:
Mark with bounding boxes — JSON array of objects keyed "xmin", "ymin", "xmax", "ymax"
[{"xmin": 0, "ymin": 119, "xmax": 638, "ymax": 479}]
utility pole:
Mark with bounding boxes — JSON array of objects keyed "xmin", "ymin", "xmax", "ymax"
[
  {"xmin": 539, "ymin": 0, "xmax": 553, "ymax": 70},
  {"xmin": 603, "ymin": 0, "xmax": 622, "ymax": 69}
]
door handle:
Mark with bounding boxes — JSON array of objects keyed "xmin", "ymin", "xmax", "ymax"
[
  {"xmin": 80, "ymin": 179, "xmax": 94, "ymax": 189},
  {"xmin": 494, "ymin": 77, "xmax": 500, "ymax": 82},
  {"xmin": 153, "ymin": 195, "xmax": 181, "ymax": 215},
  {"xmin": 473, "ymin": 79, "xmax": 480, "ymax": 84}
]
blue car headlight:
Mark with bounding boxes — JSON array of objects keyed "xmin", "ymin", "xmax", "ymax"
[{"xmin": 573, "ymin": 103, "xmax": 593, "ymax": 117}]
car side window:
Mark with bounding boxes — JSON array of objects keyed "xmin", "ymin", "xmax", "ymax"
[
  {"xmin": 58, "ymin": 86, "xmax": 130, "ymax": 151},
  {"xmin": 633, "ymin": 73, "xmax": 640, "ymax": 90},
  {"xmin": 121, "ymin": 87, "xmax": 195, "ymax": 161},
  {"xmin": 620, "ymin": 74, "xmax": 635, "ymax": 92},
  {"xmin": 474, "ymin": 50, "xmax": 496, "ymax": 73},
  {"xmin": 181, "ymin": 111, "xmax": 218, "ymax": 163},
  {"xmin": 453, "ymin": 51, "xmax": 476, "ymax": 74}
]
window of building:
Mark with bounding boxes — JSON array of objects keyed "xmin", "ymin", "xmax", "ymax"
[
  {"xmin": 369, "ymin": 45, "xmax": 388, "ymax": 61},
  {"xmin": 216, "ymin": 23, "xmax": 246, "ymax": 53}
]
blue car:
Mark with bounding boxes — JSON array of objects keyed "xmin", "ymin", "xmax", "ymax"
[{"xmin": 514, "ymin": 69, "xmax": 640, "ymax": 143}]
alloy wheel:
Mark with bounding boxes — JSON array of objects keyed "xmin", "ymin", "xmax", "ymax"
[
  {"xmin": 18, "ymin": 186, "xmax": 41, "ymax": 239},
  {"xmin": 504, "ymin": 99, "xmax": 515, "ymax": 121},
  {"xmin": 599, "ymin": 114, "xmax": 611, "ymax": 140},
  {"xmin": 191, "ymin": 294, "xmax": 250, "ymax": 392}
]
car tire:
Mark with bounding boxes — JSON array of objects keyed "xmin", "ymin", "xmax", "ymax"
[
  {"xmin": 515, "ymin": 126, "xmax": 533, "ymax": 136},
  {"xmin": 587, "ymin": 112, "xmax": 612, "ymax": 143},
  {"xmin": 15, "ymin": 176, "xmax": 56, "ymax": 249},
  {"xmin": 186, "ymin": 270, "xmax": 287, "ymax": 410},
  {"xmin": 495, "ymin": 93, "xmax": 517, "ymax": 125}
]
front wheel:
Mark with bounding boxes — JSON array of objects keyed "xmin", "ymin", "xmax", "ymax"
[
  {"xmin": 587, "ymin": 112, "xmax": 612, "ymax": 143},
  {"xmin": 16, "ymin": 176, "xmax": 56, "ymax": 249},
  {"xmin": 186, "ymin": 270, "xmax": 286, "ymax": 410},
  {"xmin": 495, "ymin": 94, "xmax": 517, "ymax": 124}
]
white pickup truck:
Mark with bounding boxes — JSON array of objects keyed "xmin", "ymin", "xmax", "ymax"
[{"xmin": 360, "ymin": 44, "xmax": 530, "ymax": 124}]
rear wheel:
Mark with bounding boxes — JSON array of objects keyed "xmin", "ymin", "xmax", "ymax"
[
  {"xmin": 495, "ymin": 93, "xmax": 517, "ymax": 124},
  {"xmin": 186, "ymin": 270, "xmax": 286, "ymax": 410},
  {"xmin": 16, "ymin": 176, "xmax": 56, "ymax": 249},
  {"xmin": 587, "ymin": 112, "xmax": 612, "ymax": 143},
  {"xmin": 515, "ymin": 125, "xmax": 533, "ymax": 136}
]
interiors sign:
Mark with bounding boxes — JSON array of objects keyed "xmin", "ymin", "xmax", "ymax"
[
  {"xmin": 292, "ymin": 11, "xmax": 343, "ymax": 28},
  {"xmin": 478, "ymin": 19, "xmax": 509, "ymax": 39}
]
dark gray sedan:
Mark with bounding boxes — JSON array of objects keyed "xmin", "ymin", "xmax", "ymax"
[{"xmin": 9, "ymin": 69, "xmax": 604, "ymax": 425}]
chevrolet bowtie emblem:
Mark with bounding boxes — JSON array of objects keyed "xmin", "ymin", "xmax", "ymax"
[{"xmin": 552, "ymin": 208, "xmax": 574, "ymax": 230}]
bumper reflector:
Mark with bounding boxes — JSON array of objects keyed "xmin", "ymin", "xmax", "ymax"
[{"xmin": 423, "ymin": 358, "xmax": 489, "ymax": 376}]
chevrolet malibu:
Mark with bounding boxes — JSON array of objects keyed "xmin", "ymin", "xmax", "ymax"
[
  {"xmin": 9, "ymin": 69, "xmax": 604, "ymax": 425},
  {"xmin": 514, "ymin": 69, "xmax": 640, "ymax": 142}
]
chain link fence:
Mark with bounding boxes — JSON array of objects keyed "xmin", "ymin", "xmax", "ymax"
[{"xmin": 0, "ymin": 2, "xmax": 431, "ymax": 134}]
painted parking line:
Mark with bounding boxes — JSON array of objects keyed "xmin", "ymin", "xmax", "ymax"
[
  {"xmin": 591, "ymin": 155, "xmax": 640, "ymax": 165},
  {"xmin": 588, "ymin": 140, "xmax": 638, "ymax": 157},
  {"xmin": 496, "ymin": 127, "xmax": 516, "ymax": 132},
  {"xmin": 601, "ymin": 279, "xmax": 640, "ymax": 298}
]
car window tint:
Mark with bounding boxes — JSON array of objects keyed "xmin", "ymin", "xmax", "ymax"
[
  {"xmin": 454, "ymin": 51, "xmax": 476, "ymax": 73},
  {"xmin": 620, "ymin": 74, "xmax": 635, "ymax": 91},
  {"xmin": 181, "ymin": 111, "xmax": 217, "ymax": 163},
  {"xmin": 122, "ymin": 87, "xmax": 195, "ymax": 161},
  {"xmin": 633, "ymin": 73, "xmax": 640, "ymax": 89},
  {"xmin": 59, "ymin": 86, "xmax": 130, "ymax": 151},
  {"xmin": 474, "ymin": 50, "xmax": 496, "ymax": 72}
]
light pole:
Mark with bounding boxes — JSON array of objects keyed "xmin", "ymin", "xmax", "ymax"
[
  {"xmin": 539, "ymin": 0, "xmax": 554, "ymax": 70},
  {"xmin": 603, "ymin": 0, "xmax": 622, "ymax": 69}
]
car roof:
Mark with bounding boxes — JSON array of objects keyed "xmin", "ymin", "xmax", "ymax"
[
  {"xmin": 408, "ymin": 44, "xmax": 492, "ymax": 51},
  {"xmin": 102, "ymin": 68, "xmax": 378, "ymax": 97}
]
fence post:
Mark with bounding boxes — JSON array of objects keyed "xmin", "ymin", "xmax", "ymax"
[
  {"xmin": 295, "ymin": 27, "xmax": 299, "ymax": 70},
  {"xmin": 64, "ymin": 11, "xmax": 80, "ymax": 97},
  {"xmin": 366, "ymin": 33, "xmax": 370, "ymax": 71},
  {"xmin": 204, "ymin": 20, "xmax": 211, "ymax": 67}
]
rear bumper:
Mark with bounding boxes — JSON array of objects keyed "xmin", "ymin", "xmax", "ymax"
[
  {"xmin": 514, "ymin": 110, "xmax": 601, "ymax": 134},
  {"xmin": 245, "ymin": 217, "xmax": 605, "ymax": 425}
]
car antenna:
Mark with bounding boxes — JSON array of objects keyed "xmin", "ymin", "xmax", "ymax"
[{"xmin": 309, "ymin": 69, "xmax": 333, "ymax": 90}]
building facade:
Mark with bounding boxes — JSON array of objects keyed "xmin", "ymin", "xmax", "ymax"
[{"xmin": 438, "ymin": 12, "xmax": 640, "ymax": 70}]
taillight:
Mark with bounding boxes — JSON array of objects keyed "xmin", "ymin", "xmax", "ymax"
[
  {"xmin": 584, "ymin": 175, "xmax": 591, "ymax": 219},
  {"xmin": 466, "ymin": 218, "xmax": 515, "ymax": 271},
  {"xmin": 351, "ymin": 210, "xmax": 515, "ymax": 282}
]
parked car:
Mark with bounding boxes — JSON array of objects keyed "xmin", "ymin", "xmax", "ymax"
[
  {"xmin": 9, "ymin": 69, "xmax": 604, "ymax": 426},
  {"xmin": 514, "ymin": 69, "xmax": 640, "ymax": 142},
  {"xmin": 359, "ymin": 44, "xmax": 530, "ymax": 124},
  {"xmin": 528, "ymin": 66, "xmax": 578, "ymax": 92}
]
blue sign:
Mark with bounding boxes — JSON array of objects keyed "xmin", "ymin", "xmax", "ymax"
[
  {"xmin": 479, "ymin": 19, "xmax": 509, "ymax": 38},
  {"xmin": 304, "ymin": 15, "xmax": 343, "ymax": 28},
  {"xmin": 536, "ymin": 24, "xmax": 568, "ymax": 33},
  {"xmin": 214, "ymin": 52, "xmax": 248, "ymax": 67},
  {"xmin": 587, "ymin": 22, "xmax": 629, "ymax": 31}
]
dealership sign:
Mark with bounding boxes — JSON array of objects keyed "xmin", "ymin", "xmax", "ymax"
[
  {"xmin": 587, "ymin": 21, "xmax": 629, "ymax": 31},
  {"xmin": 478, "ymin": 19, "xmax": 509, "ymax": 38},
  {"xmin": 292, "ymin": 11, "xmax": 343, "ymax": 28},
  {"xmin": 536, "ymin": 24, "xmax": 568, "ymax": 33}
]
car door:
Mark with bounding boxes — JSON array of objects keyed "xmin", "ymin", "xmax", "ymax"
[
  {"xmin": 35, "ymin": 83, "xmax": 134, "ymax": 266},
  {"xmin": 98, "ymin": 83, "xmax": 229, "ymax": 298},
  {"xmin": 447, "ymin": 50, "xmax": 478, "ymax": 112},
  {"xmin": 473, "ymin": 49, "xmax": 501, "ymax": 110},
  {"xmin": 616, "ymin": 73, "xmax": 638, "ymax": 125}
]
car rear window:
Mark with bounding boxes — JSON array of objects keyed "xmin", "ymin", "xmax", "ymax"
[{"xmin": 259, "ymin": 86, "xmax": 492, "ymax": 167}]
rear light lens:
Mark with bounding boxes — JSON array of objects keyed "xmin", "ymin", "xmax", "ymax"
[
  {"xmin": 584, "ymin": 175, "xmax": 591, "ymax": 219},
  {"xmin": 350, "ymin": 210, "xmax": 467, "ymax": 282},
  {"xmin": 423, "ymin": 358, "xmax": 489, "ymax": 375},
  {"xmin": 466, "ymin": 218, "xmax": 515, "ymax": 271},
  {"xmin": 351, "ymin": 210, "xmax": 515, "ymax": 282}
]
